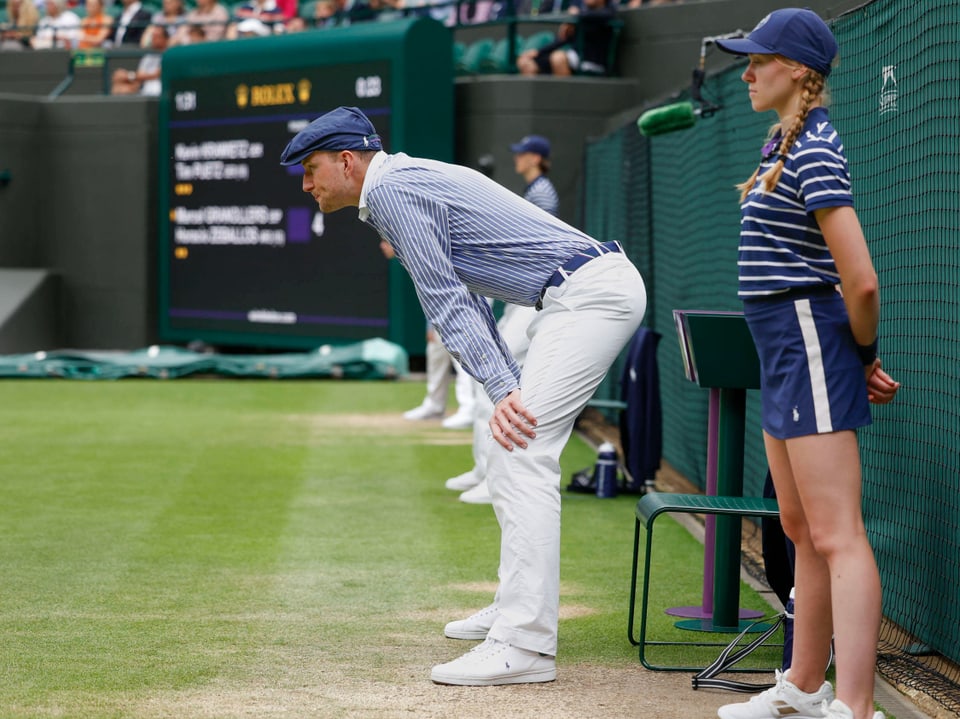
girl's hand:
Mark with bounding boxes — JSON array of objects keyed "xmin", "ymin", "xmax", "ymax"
[{"xmin": 865, "ymin": 359, "xmax": 900, "ymax": 404}]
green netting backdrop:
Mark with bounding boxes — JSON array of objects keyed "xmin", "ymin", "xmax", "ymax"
[{"xmin": 583, "ymin": 0, "xmax": 960, "ymax": 683}]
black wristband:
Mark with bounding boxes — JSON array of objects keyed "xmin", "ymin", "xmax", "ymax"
[{"xmin": 856, "ymin": 338, "xmax": 878, "ymax": 366}]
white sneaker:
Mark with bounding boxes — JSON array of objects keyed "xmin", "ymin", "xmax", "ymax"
[
  {"xmin": 445, "ymin": 470, "xmax": 480, "ymax": 491},
  {"xmin": 717, "ymin": 670, "xmax": 834, "ymax": 719},
  {"xmin": 823, "ymin": 699, "xmax": 885, "ymax": 719},
  {"xmin": 459, "ymin": 479, "xmax": 491, "ymax": 504},
  {"xmin": 403, "ymin": 401, "xmax": 444, "ymax": 421},
  {"xmin": 431, "ymin": 638, "xmax": 556, "ymax": 686},
  {"xmin": 441, "ymin": 409, "xmax": 474, "ymax": 429},
  {"xmin": 444, "ymin": 603, "xmax": 498, "ymax": 640}
]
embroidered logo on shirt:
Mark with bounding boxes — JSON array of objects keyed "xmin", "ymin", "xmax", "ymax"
[{"xmin": 792, "ymin": 407, "xmax": 800, "ymax": 423}]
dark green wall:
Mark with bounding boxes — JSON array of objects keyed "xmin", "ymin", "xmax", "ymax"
[{"xmin": 0, "ymin": 95, "xmax": 157, "ymax": 349}]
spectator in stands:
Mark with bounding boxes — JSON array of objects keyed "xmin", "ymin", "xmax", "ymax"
[
  {"xmin": 110, "ymin": 23, "xmax": 166, "ymax": 95},
  {"xmin": 455, "ymin": 0, "xmax": 493, "ymax": 25},
  {"xmin": 310, "ymin": 0, "xmax": 339, "ymax": 27},
  {"xmin": 108, "ymin": 0, "xmax": 153, "ymax": 46},
  {"xmin": 151, "ymin": 0, "xmax": 187, "ymax": 38},
  {"xmin": 184, "ymin": 22, "xmax": 206, "ymax": 42},
  {"xmin": 233, "ymin": 0, "xmax": 285, "ymax": 25},
  {"xmin": 623, "ymin": 0, "xmax": 680, "ymax": 7},
  {"xmin": 283, "ymin": 14, "xmax": 306, "ymax": 31},
  {"xmin": 169, "ymin": 0, "xmax": 228, "ymax": 45},
  {"xmin": 78, "ymin": 0, "xmax": 113, "ymax": 48},
  {"xmin": 347, "ymin": 0, "xmax": 403, "ymax": 24},
  {"xmin": 1, "ymin": 0, "xmax": 41, "ymax": 50},
  {"xmin": 516, "ymin": 0, "xmax": 616, "ymax": 76},
  {"xmin": 233, "ymin": 16, "xmax": 271, "ymax": 35},
  {"xmin": 31, "ymin": 0, "xmax": 81, "ymax": 49}
]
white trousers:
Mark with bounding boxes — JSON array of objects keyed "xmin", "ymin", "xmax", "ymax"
[{"xmin": 485, "ymin": 252, "xmax": 646, "ymax": 656}]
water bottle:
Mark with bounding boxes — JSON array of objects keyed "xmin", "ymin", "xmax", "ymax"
[
  {"xmin": 594, "ymin": 442, "xmax": 618, "ymax": 498},
  {"xmin": 782, "ymin": 586, "xmax": 795, "ymax": 671}
]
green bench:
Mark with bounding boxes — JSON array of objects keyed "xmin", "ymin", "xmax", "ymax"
[{"xmin": 627, "ymin": 491, "xmax": 780, "ymax": 671}]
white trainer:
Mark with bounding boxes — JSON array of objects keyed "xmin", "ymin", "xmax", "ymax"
[
  {"xmin": 403, "ymin": 401, "xmax": 445, "ymax": 421},
  {"xmin": 431, "ymin": 638, "xmax": 556, "ymax": 686},
  {"xmin": 445, "ymin": 470, "xmax": 480, "ymax": 491},
  {"xmin": 441, "ymin": 409, "xmax": 474, "ymax": 429},
  {"xmin": 459, "ymin": 479, "xmax": 491, "ymax": 504},
  {"xmin": 717, "ymin": 670, "xmax": 834, "ymax": 719},
  {"xmin": 823, "ymin": 699, "xmax": 885, "ymax": 719},
  {"xmin": 444, "ymin": 603, "xmax": 498, "ymax": 640}
]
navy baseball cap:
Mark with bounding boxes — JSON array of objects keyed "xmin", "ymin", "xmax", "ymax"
[
  {"xmin": 280, "ymin": 106, "xmax": 383, "ymax": 166},
  {"xmin": 715, "ymin": 8, "xmax": 837, "ymax": 78},
  {"xmin": 509, "ymin": 135, "xmax": 551, "ymax": 158}
]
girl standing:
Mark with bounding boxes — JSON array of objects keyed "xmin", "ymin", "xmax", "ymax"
[{"xmin": 713, "ymin": 9, "xmax": 899, "ymax": 719}]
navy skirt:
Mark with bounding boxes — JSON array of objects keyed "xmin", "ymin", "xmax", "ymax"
[{"xmin": 743, "ymin": 285, "xmax": 871, "ymax": 439}]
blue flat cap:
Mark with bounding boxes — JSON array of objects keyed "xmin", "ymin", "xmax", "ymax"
[
  {"xmin": 280, "ymin": 106, "xmax": 383, "ymax": 166},
  {"xmin": 509, "ymin": 135, "xmax": 551, "ymax": 158}
]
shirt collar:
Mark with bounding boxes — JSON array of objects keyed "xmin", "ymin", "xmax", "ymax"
[{"xmin": 357, "ymin": 150, "xmax": 388, "ymax": 222}]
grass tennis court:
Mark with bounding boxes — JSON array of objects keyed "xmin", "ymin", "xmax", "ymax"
[{"xmin": 0, "ymin": 379, "xmax": 777, "ymax": 718}]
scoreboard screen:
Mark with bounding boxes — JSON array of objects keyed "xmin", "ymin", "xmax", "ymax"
[{"xmin": 157, "ymin": 19, "xmax": 453, "ymax": 351}]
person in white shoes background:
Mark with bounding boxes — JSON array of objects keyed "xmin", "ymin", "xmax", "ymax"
[
  {"xmin": 711, "ymin": 9, "xmax": 900, "ymax": 719},
  {"xmin": 280, "ymin": 106, "xmax": 646, "ymax": 686},
  {"xmin": 382, "ymin": 241, "xmax": 477, "ymax": 430},
  {"xmin": 401, "ymin": 323, "xmax": 476, "ymax": 429},
  {"xmin": 446, "ymin": 134, "xmax": 560, "ymax": 506}
]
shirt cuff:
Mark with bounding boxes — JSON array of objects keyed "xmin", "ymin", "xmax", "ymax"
[{"xmin": 485, "ymin": 372, "xmax": 520, "ymax": 406}]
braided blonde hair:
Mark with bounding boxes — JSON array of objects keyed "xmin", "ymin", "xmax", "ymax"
[{"xmin": 737, "ymin": 64, "xmax": 827, "ymax": 203}]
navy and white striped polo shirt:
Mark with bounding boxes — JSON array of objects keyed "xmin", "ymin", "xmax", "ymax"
[
  {"xmin": 738, "ymin": 107, "xmax": 853, "ymax": 299},
  {"xmin": 358, "ymin": 151, "xmax": 598, "ymax": 403},
  {"xmin": 524, "ymin": 175, "xmax": 559, "ymax": 217}
]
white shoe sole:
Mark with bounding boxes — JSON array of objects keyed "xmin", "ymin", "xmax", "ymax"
[
  {"xmin": 444, "ymin": 625, "xmax": 489, "ymax": 640},
  {"xmin": 430, "ymin": 666, "xmax": 556, "ymax": 686}
]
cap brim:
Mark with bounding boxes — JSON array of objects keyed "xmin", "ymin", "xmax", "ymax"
[
  {"xmin": 280, "ymin": 146, "xmax": 312, "ymax": 167},
  {"xmin": 714, "ymin": 37, "xmax": 773, "ymax": 57},
  {"xmin": 509, "ymin": 143, "xmax": 525, "ymax": 153}
]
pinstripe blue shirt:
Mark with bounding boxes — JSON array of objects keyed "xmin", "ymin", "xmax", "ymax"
[
  {"xmin": 358, "ymin": 151, "xmax": 599, "ymax": 404},
  {"xmin": 738, "ymin": 107, "xmax": 852, "ymax": 298}
]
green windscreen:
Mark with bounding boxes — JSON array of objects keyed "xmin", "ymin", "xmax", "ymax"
[{"xmin": 582, "ymin": 0, "xmax": 960, "ymax": 684}]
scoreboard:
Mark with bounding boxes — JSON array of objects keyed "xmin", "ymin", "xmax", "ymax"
[{"xmin": 157, "ymin": 18, "xmax": 452, "ymax": 352}]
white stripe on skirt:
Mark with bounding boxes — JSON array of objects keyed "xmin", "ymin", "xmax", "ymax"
[{"xmin": 794, "ymin": 299, "xmax": 833, "ymax": 433}]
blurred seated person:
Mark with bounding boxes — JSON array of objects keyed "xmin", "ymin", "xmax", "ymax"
[
  {"xmin": 230, "ymin": 16, "xmax": 272, "ymax": 36},
  {"xmin": 108, "ymin": 0, "xmax": 154, "ymax": 46},
  {"xmin": 183, "ymin": 23, "xmax": 206, "ymax": 42},
  {"xmin": 623, "ymin": 0, "xmax": 679, "ymax": 7},
  {"xmin": 517, "ymin": 0, "xmax": 615, "ymax": 76},
  {"xmin": 310, "ymin": 0, "xmax": 339, "ymax": 27},
  {"xmin": 110, "ymin": 23, "xmax": 167, "ymax": 95},
  {"xmin": 455, "ymin": 0, "xmax": 493, "ymax": 25},
  {"xmin": 169, "ymin": 0, "xmax": 228, "ymax": 44},
  {"xmin": 78, "ymin": 0, "xmax": 113, "ymax": 48},
  {"xmin": 31, "ymin": 0, "xmax": 81, "ymax": 49},
  {"xmin": 284, "ymin": 14, "xmax": 306, "ymax": 31},
  {"xmin": 151, "ymin": 0, "xmax": 187, "ymax": 37},
  {"xmin": 347, "ymin": 0, "xmax": 403, "ymax": 24},
  {"xmin": 1, "ymin": 0, "xmax": 41, "ymax": 50},
  {"xmin": 233, "ymin": 0, "xmax": 285, "ymax": 25}
]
